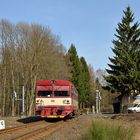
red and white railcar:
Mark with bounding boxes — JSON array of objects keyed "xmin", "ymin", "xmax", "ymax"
[{"xmin": 35, "ymin": 80, "xmax": 79, "ymax": 118}]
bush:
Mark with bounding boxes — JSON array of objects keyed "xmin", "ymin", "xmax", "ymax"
[{"xmin": 88, "ymin": 119, "xmax": 134, "ymax": 140}]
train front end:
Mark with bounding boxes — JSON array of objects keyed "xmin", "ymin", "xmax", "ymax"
[{"xmin": 35, "ymin": 80, "xmax": 74, "ymax": 118}]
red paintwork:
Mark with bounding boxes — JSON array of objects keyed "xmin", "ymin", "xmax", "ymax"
[
  {"xmin": 35, "ymin": 80, "xmax": 79, "ymax": 118},
  {"xmin": 38, "ymin": 105, "xmax": 73, "ymax": 117},
  {"xmin": 36, "ymin": 86, "xmax": 70, "ymax": 92},
  {"xmin": 53, "ymin": 86, "xmax": 70, "ymax": 91},
  {"xmin": 36, "ymin": 80, "xmax": 52, "ymax": 86},
  {"xmin": 36, "ymin": 86, "xmax": 52, "ymax": 91},
  {"xmin": 36, "ymin": 80, "xmax": 72, "ymax": 86}
]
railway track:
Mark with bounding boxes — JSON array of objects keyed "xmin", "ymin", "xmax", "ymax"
[
  {"xmin": 0, "ymin": 116, "xmax": 75, "ymax": 140},
  {"xmin": 12, "ymin": 121, "xmax": 64, "ymax": 140},
  {"xmin": 0, "ymin": 120, "xmax": 45, "ymax": 135},
  {"xmin": 0, "ymin": 119, "xmax": 69, "ymax": 140}
]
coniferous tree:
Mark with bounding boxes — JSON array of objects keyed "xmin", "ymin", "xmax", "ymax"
[
  {"xmin": 105, "ymin": 6, "xmax": 140, "ymax": 96},
  {"xmin": 67, "ymin": 45, "xmax": 91, "ymax": 108},
  {"xmin": 67, "ymin": 44, "xmax": 81, "ymax": 89},
  {"xmin": 79, "ymin": 57, "xmax": 91, "ymax": 107}
]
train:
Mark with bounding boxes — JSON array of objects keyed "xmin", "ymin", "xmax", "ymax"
[{"xmin": 35, "ymin": 80, "xmax": 79, "ymax": 118}]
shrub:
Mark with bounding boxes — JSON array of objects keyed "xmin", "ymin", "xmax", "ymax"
[{"xmin": 88, "ymin": 119, "xmax": 134, "ymax": 140}]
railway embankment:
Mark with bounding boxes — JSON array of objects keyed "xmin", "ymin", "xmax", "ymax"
[{"xmin": 0, "ymin": 113, "xmax": 140, "ymax": 140}]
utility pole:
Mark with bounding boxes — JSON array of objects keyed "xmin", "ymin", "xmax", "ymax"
[
  {"xmin": 96, "ymin": 90, "xmax": 99, "ymax": 113},
  {"xmin": 98, "ymin": 91, "xmax": 101, "ymax": 113},
  {"xmin": 96, "ymin": 90, "xmax": 101, "ymax": 113},
  {"xmin": 22, "ymin": 86, "xmax": 25, "ymax": 117},
  {"xmin": 14, "ymin": 86, "xmax": 25, "ymax": 117}
]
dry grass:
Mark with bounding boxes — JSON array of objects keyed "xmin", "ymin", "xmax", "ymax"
[{"xmin": 87, "ymin": 118, "xmax": 134, "ymax": 140}]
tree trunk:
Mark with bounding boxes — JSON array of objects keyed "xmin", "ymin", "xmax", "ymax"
[
  {"xmin": 2, "ymin": 68, "xmax": 6, "ymax": 116},
  {"xmin": 11, "ymin": 70, "xmax": 15, "ymax": 116}
]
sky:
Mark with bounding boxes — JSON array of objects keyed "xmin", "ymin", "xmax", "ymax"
[{"xmin": 0, "ymin": 0, "xmax": 140, "ymax": 70}]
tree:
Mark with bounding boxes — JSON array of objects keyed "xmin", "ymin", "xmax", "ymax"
[
  {"xmin": 88, "ymin": 65, "xmax": 96, "ymax": 107},
  {"xmin": 79, "ymin": 57, "xmax": 91, "ymax": 107},
  {"xmin": 67, "ymin": 44, "xmax": 88, "ymax": 108},
  {"xmin": 67, "ymin": 45, "xmax": 93, "ymax": 108},
  {"xmin": 105, "ymin": 6, "xmax": 140, "ymax": 96},
  {"xmin": 0, "ymin": 20, "xmax": 71, "ymax": 116},
  {"xmin": 0, "ymin": 20, "xmax": 16, "ymax": 116},
  {"xmin": 67, "ymin": 44, "xmax": 81, "ymax": 88}
]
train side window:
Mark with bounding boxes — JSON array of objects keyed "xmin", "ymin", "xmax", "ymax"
[{"xmin": 37, "ymin": 91, "xmax": 52, "ymax": 97}]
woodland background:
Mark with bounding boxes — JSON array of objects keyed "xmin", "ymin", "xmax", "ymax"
[
  {"xmin": 0, "ymin": 20, "xmax": 111, "ymax": 116},
  {"xmin": 1, "ymin": 6, "xmax": 140, "ymax": 116}
]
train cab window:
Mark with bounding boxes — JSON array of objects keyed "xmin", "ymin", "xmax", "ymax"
[
  {"xmin": 54, "ymin": 91, "xmax": 69, "ymax": 97},
  {"xmin": 37, "ymin": 91, "xmax": 52, "ymax": 97}
]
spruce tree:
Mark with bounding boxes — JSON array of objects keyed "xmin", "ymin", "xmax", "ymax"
[
  {"xmin": 105, "ymin": 6, "xmax": 140, "ymax": 95},
  {"xmin": 67, "ymin": 45, "xmax": 92, "ymax": 108},
  {"xmin": 80, "ymin": 57, "xmax": 91, "ymax": 104},
  {"xmin": 67, "ymin": 44, "xmax": 81, "ymax": 89}
]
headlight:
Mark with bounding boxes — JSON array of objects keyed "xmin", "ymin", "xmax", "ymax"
[{"xmin": 63, "ymin": 99, "xmax": 70, "ymax": 104}]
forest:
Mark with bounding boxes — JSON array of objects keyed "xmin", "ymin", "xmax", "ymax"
[
  {"xmin": 0, "ymin": 20, "xmax": 111, "ymax": 116},
  {"xmin": 1, "ymin": 6, "xmax": 139, "ymax": 116}
]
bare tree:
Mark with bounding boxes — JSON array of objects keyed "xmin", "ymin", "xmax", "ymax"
[{"xmin": 0, "ymin": 20, "xmax": 71, "ymax": 116}]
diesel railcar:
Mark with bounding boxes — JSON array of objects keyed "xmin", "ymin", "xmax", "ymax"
[{"xmin": 35, "ymin": 80, "xmax": 79, "ymax": 118}]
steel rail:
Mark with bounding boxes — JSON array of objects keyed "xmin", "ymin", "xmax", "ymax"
[
  {"xmin": 0, "ymin": 120, "xmax": 45, "ymax": 135},
  {"xmin": 12, "ymin": 121, "xmax": 64, "ymax": 140}
]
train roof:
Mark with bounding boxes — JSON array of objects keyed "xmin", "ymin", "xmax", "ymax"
[{"xmin": 36, "ymin": 80, "xmax": 72, "ymax": 86}]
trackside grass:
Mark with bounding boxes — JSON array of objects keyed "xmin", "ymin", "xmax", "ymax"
[{"xmin": 87, "ymin": 119, "xmax": 134, "ymax": 140}]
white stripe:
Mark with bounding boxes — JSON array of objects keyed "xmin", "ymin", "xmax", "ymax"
[{"xmin": 36, "ymin": 98, "xmax": 72, "ymax": 106}]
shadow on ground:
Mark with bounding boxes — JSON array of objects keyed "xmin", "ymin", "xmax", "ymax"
[
  {"xmin": 17, "ymin": 116, "xmax": 64, "ymax": 124},
  {"xmin": 17, "ymin": 116, "xmax": 43, "ymax": 123}
]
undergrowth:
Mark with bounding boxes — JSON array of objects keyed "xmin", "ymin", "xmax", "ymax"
[{"xmin": 87, "ymin": 119, "xmax": 134, "ymax": 140}]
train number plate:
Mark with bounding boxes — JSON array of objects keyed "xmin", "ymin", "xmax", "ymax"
[{"xmin": 51, "ymin": 99, "xmax": 55, "ymax": 102}]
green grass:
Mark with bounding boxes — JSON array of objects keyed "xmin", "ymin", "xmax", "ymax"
[{"xmin": 87, "ymin": 119, "xmax": 134, "ymax": 140}]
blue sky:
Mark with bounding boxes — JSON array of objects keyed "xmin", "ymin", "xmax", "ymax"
[{"xmin": 0, "ymin": 0, "xmax": 140, "ymax": 70}]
